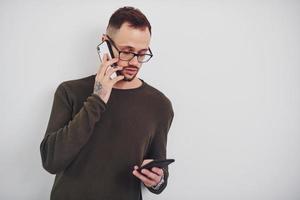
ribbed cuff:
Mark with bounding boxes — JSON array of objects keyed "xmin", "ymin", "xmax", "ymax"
[
  {"xmin": 90, "ymin": 94, "xmax": 107, "ymax": 110},
  {"xmin": 151, "ymin": 174, "xmax": 164, "ymax": 190}
]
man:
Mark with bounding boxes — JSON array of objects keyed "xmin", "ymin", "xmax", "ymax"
[{"xmin": 40, "ymin": 6, "xmax": 174, "ymax": 200}]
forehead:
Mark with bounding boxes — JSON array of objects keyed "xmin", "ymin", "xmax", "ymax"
[{"xmin": 113, "ymin": 23, "xmax": 151, "ymax": 50}]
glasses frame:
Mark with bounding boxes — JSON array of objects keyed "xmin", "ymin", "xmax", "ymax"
[{"xmin": 106, "ymin": 35, "xmax": 153, "ymax": 63}]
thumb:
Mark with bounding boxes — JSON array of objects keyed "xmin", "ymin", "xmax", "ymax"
[{"xmin": 113, "ymin": 75, "xmax": 124, "ymax": 84}]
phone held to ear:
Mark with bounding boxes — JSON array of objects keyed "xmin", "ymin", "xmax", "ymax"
[
  {"xmin": 138, "ymin": 159, "xmax": 175, "ymax": 173},
  {"xmin": 97, "ymin": 40, "xmax": 117, "ymax": 79}
]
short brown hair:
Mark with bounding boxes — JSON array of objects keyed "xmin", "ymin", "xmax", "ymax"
[{"xmin": 107, "ymin": 6, "xmax": 151, "ymax": 35}]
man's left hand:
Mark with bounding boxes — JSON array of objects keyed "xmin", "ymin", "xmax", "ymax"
[{"xmin": 132, "ymin": 159, "xmax": 164, "ymax": 187}]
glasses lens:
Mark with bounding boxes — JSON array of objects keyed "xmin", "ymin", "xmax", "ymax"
[
  {"xmin": 119, "ymin": 52, "xmax": 152, "ymax": 63},
  {"xmin": 138, "ymin": 54, "xmax": 152, "ymax": 63},
  {"xmin": 119, "ymin": 52, "xmax": 134, "ymax": 61}
]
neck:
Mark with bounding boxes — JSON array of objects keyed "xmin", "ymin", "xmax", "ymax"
[{"xmin": 113, "ymin": 77, "xmax": 142, "ymax": 89}]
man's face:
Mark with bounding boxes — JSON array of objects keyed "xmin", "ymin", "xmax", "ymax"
[{"xmin": 107, "ymin": 22, "xmax": 151, "ymax": 81}]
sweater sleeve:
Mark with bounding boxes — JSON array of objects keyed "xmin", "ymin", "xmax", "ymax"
[
  {"xmin": 144, "ymin": 107, "xmax": 174, "ymax": 194},
  {"xmin": 40, "ymin": 83, "xmax": 106, "ymax": 174}
]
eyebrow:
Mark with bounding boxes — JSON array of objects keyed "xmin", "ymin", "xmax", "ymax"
[{"xmin": 119, "ymin": 45, "xmax": 149, "ymax": 53}]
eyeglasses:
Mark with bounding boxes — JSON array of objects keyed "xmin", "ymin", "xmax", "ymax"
[{"xmin": 106, "ymin": 35, "xmax": 153, "ymax": 63}]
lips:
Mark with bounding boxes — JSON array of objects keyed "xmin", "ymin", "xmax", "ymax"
[
  {"xmin": 125, "ymin": 67, "xmax": 137, "ymax": 71},
  {"xmin": 123, "ymin": 67, "xmax": 138, "ymax": 75}
]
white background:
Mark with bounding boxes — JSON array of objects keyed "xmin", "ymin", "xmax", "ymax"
[{"xmin": 1, "ymin": 0, "xmax": 300, "ymax": 199}]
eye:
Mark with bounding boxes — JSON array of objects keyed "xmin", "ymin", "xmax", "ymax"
[
  {"xmin": 139, "ymin": 50, "xmax": 148, "ymax": 54},
  {"xmin": 122, "ymin": 51, "xmax": 133, "ymax": 55}
]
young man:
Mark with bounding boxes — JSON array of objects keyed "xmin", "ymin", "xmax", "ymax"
[{"xmin": 40, "ymin": 6, "xmax": 174, "ymax": 200}]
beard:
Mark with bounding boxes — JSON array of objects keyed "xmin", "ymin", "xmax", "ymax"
[{"xmin": 116, "ymin": 65, "xmax": 139, "ymax": 82}]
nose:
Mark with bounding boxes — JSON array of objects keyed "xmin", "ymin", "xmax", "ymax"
[{"xmin": 128, "ymin": 55, "xmax": 139, "ymax": 66}]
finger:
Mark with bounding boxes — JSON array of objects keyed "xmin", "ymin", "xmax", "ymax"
[
  {"xmin": 101, "ymin": 52, "xmax": 109, "ymax": 62},
  {"xmin": 103, "ymin": 55, "xmax": 118, "ymax": 68},
  {"xmin": 105, "ymin": 66, "xmax": 122, "ymax": 78},
  {"xmin": 140, "ymin": 169, "xmax": 161, "ymax": 183},
  {"xmin": 97, "ymin": 53, "xmax": 108, "ymax": 76},
  {"xmin": 102, "ymin": 61, "xmax": 119, "ymax": 78},
  {"xmin": 132, "ymin": 170, "xmax": 156, "ymax": 186},
  {"xmin": 151, "ymin": 167, "xmax": 164, "ymax": 176},
  {"xmin": 99, "ymin": 55, "xmax": 118, "ymax": 76},
  {"xmin": 141, "ymin": 159, "xmax": 153, "ymax": 167},
  {"xmin": 112, "ymin": 75, "xmax": 124, "ymax": 84}
]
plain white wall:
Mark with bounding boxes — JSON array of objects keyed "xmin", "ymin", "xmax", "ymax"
[{"xmin": 1, "ymin": 0, "xmax": 299, "ymax": 199}]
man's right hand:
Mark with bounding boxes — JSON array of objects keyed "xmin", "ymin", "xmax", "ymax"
[{"xmin": 93, "ymin": 53, "xmax": 124, "ymax": 103}]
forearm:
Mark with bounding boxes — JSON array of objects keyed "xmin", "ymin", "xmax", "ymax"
[{"xmin": 40, "ymin": 94, "xmax": 106, "ymax": 174}]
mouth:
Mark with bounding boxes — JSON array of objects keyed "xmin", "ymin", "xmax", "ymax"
[{"xmin": 123, "ymin": 67, "xmax": 138, "ymax": 75}]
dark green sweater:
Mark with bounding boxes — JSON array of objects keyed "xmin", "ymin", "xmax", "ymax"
[{"xmin": 40, "ymin": 74, "xmax": 174, "ymax": 200}]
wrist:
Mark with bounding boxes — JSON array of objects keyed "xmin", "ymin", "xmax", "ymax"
[{"xmin": 151, "ymin": 174, "xmax": 164, "ymax": 190}]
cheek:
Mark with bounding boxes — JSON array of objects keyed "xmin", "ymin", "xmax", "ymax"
[{"xmin": 117, "ymin": 60, "xmax": 128, "ymax": 67}]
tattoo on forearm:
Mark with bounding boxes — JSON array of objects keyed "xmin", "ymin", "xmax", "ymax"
[{"xmin": 93, "ymin": 81, "xmax": 102, "ymax": 94}]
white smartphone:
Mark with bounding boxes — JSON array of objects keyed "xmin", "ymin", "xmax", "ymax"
[{"xmin": 96, "ymin": 40, "xmax": 117, "ymax": 79}]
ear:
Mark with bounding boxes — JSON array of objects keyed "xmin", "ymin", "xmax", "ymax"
[{"xmin": 101, "ymin": 34, "xmax": 108, "ymax": 42}]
